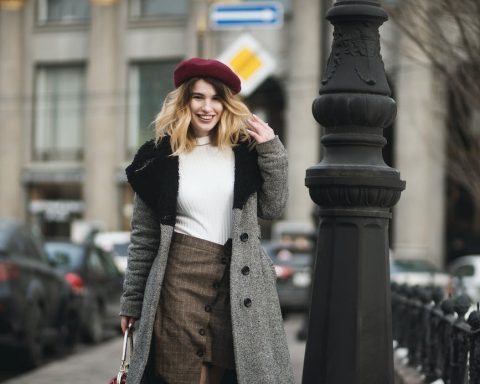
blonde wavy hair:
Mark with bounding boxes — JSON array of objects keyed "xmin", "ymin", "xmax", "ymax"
[{"xmin": 154, "ymin": 77, "xmax": 252, "ymax": 155}]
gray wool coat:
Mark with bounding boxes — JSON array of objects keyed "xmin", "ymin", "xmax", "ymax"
[{"xmin": 120, "ymin": 135, "xmax": 294, "ymax": 384}]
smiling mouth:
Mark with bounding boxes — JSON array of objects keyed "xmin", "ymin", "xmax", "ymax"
[{"xmin": 197, "ymin": 115, "xmax": 215, "ymax": 122}]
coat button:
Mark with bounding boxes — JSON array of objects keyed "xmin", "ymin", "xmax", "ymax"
[
  {"xmin": 199, "ymin": 328, "xmax": 206, "ymax": 336},
  {"xmin": 241, "ymin": 266, "xmax": 250, "ymax": 276},
  {"xmin": 213, "ymin": 281, "xmax": 220, "ymax": 289},
  {"xmin": 197, "ymin": 349, "xmax": 204, "ymax": 357},
  {"xmin": 204, "ymin": 304, "xmax": 212, "ymax": 312},
  {"xmin": 243, "ymin": 298, "xmax": 252, "ymax": 308},
  {"xmin": 240, "ymin": 233, "xmax": 249, "ymax": 242}
]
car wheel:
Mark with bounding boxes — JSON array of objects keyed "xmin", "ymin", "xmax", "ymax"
[
  {"xmin": 84, "ymin": 301, "xmax": 103, "ymax": 344},
  {"xmin": 22, "ymin": 304, "xmax": 44, "ymax": 369}
]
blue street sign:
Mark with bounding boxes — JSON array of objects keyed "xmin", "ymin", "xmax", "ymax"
[{"xmin": 210, "ymin": 2, "xmax": 284, "ymax": 29}]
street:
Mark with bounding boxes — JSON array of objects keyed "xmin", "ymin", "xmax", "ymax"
[{"xmin": 0, "ymin": 314, "xmax": 307, "ymax": 384}]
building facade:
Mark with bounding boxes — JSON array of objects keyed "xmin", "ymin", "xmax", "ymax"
[
  {"xmin": 0, "ymin": 0, "xmax": 322, "ymax": 238},
  {"xmin": 0, "ymin": 0, "xmax": 470, "ymax": 267}
]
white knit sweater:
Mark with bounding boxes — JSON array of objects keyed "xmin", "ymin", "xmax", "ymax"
[{"xmin": 175, "ymin": 136, "xmax": 234, "ymax": 245}]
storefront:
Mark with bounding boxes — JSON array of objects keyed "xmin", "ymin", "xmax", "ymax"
[{"xmin": 23, "ymin": 166, "xmax": 83, "ymax": 238}]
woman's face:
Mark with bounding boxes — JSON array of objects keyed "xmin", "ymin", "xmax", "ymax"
[{"xmin": 188, "ymin": 79, "xmax": 224, "ymax": 138}]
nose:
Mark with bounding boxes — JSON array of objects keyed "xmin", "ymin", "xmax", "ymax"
[{"xmin": 201, "ymin": 99, "xmax": 213, "ymax": 112}]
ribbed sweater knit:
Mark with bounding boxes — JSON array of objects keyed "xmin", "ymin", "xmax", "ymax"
[{"xmin": 174, "ymin": 136, "xmax": 234, "ymax": 245}]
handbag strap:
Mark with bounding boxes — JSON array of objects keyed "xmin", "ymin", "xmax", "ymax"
[{"xmin": 117, "ymin": 323, "xmax": 134, "ymax": 383}]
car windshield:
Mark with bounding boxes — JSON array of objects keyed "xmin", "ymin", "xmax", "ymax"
[
  {"xmin": 391, "ymin": 259, "xmax": 439, "ymax": 274},
  {"xmin": 0, "ymin": 222, "xmax": 14, "ymax": 253},
  {"xmin": 274, "ymin": 248, "xmax": 310, "ymax": 259},
  {"xmin": 45, "ymin": 242, "xmax": 84, "ymax": 270},
  {"xmin": 113, "ymin": 242, "xmax": 129, "ymax": 257},
  {"xmin": 266, "ymin": 244, "xmax": 312, "ymax": 267},
  {"xmin": 0, "ymin": 232, "xmax": 8, "ymax": 253}
]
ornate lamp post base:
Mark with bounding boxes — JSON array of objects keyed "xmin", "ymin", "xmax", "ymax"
[{"xmin": 302, "ymin": 1, "xmax": 405, "ymax": 383}]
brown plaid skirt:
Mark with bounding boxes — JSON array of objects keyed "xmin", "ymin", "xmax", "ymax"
[{"xmin": 152, "ymin": 232, "xmax": 235, "ymax": 384}]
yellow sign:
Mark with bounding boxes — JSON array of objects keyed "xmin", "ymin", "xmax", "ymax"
[
  {"xmin": 230, "ymin": 48, "xmax": 262, "ymax": 81},
  {"xmin": 217, "ymin": 34, "xmax": 275, "ymax": 97},
  {"xmin": 0, "ymin": 0, "xmax": 24, "ymax": 10}
]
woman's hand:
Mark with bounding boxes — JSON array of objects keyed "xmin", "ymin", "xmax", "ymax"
[
  {"xmin": 120, "ymin": 316, "xmax": 136, "ymax": 334},
  {"xmin": 246, "ymin": 114, "xmax": 275, "ymax": 144}
]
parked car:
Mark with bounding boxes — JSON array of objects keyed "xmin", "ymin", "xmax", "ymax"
[
  {"xmin": 94, "ymin": 231, "xmax": 130, "ymax": 273},
  {"xmin": 45, "ymin": 240, "xmax": 124, "ymax": 343},
  {"xmin": 448, "ymin": 255, "xmax": 480, "ymax": 304},
  {"xmin": 263, "ymin": 241, "xmax": 313, "ymax": 312},
  {"xmin": 0, "ymin": 219, "xmax": 79, "ymax": 368},
  {"xmin": 390, "ymin": 256, "xmax": 450, "ymax": 289},
  {"xmin": 271, "ymin": 221, "xmax": 315, "ymax": 249}
]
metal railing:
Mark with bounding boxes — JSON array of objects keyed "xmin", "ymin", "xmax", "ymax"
[{"xmin": 391, "ymin": 283, "xmax": 480, "ymax": 383}]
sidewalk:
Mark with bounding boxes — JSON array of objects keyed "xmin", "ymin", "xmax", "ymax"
[
  {"xmin": 3, "ymin": 314, "xmax": 307, "ymax": 384},
  {"xmin": 2, "ymin": 315, "xmax": 422, "ymax": 384},
  {"xmin": 2, "ymin": 317, "xmax": 424, "ymax": 384},
  {"xmin": 3, "ymin": 337, "xmax": 123, "ymax": 384}
]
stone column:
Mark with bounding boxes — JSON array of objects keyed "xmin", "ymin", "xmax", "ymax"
[
  {"xmin": 393, "ymin": 28, "xmax": 447, "ymax": 267},
  {"xmin": 185, "ymin": 0, "xmax": 209, "ymax": 58},
  {"xmin": 84, "ymin": 0, "xmax": 119, "ymax": 229},
  {"xmin": 0, "ymin": 0, "xmax": 25, "ymax": 218},
  {"xmin": 285, "ymin": 0, "xmax": 321, "ymax": 222}
]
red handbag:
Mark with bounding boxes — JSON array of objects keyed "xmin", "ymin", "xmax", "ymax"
[{"xmin": 108, "ymin": 324, "xmax": 134, "ymax": 384}]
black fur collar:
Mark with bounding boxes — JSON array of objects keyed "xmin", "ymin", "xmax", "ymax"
[{"xmin": 125, "ymin": 136, "xmax": 263, "ymax": 225}]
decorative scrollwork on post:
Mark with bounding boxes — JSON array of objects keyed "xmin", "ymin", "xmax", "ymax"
[{"xmin": 322, "ymin": 23, "xmax": 381, "ymax": 86}]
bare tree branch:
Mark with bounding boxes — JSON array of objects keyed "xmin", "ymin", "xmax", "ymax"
[{"xmin": 384, "ymin": 0, "xmax": 480, "ymax": 226}]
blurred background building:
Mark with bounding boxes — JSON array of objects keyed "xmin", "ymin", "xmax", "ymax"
[{"xmin": 0, "ymin": 0, "xmax": 478, "ymax": 268}]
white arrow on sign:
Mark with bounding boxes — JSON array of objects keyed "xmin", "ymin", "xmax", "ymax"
[
  {"xmin": 210, "ymin": 2, "xmax": 284, "ymax": 29},
  {"xmin": 211, "ymin": 9, "xmax": 277, "ymax": 23}
]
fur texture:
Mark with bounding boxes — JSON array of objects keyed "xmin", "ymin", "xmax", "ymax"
[{"xmin": 125, "ymin": 136, "xmax": 263, "ymax": 225}]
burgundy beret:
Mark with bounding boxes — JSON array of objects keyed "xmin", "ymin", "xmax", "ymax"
[{"xmin": 174, "ymin": 58, "xmax": 241, "ymax": 94}]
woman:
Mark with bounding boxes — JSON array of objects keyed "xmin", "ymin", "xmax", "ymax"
[{"xmin": 120, "ymin": 58, "xmax": 294, "ymax": 384}]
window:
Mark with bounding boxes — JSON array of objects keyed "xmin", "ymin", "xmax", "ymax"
[
  {"xmin": 98, "ymin": 250, "xmax": 121, "ymax": 277},
  {"xmin": 38, "ymin": 0, "xmax": 90, "ymax": 23},
  {"xmin": 130, "ymin": 0, "xmax": 187, "ymax": 18},
  {"xmin": 88, "ymin": 249, "xmax": 106, "ymax": 276},
  {"xmin": 34, "ymin": 65, "xmax": 86, "ymax": 161},
  {"xmin": 9, "ymin": 233, "xmax": 28, "ymax": 256},
  {"xmin": 127, "ymin": 61, "xmax": 178, "ymax": 155},
  {"xmin": 21, "ymin": 232, "xmax": 44, "ymax": 262},
  {"xmin": 452, "ymin": 265, "xmax": 475, "ymax": 278}
]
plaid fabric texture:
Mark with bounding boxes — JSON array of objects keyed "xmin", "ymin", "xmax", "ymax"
[{"xmin": 152, "ymin": 233, "xmax": 235, "ymax": 383}]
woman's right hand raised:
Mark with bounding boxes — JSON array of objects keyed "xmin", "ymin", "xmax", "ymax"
[{"xmin": 120, "ymin": 316, "xmax": 136, "ymax": 334}]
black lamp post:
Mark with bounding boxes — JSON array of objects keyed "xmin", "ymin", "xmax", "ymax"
[{"xmin": 302, "ymin": 1, "xmax": 405, "ymax": 383}]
